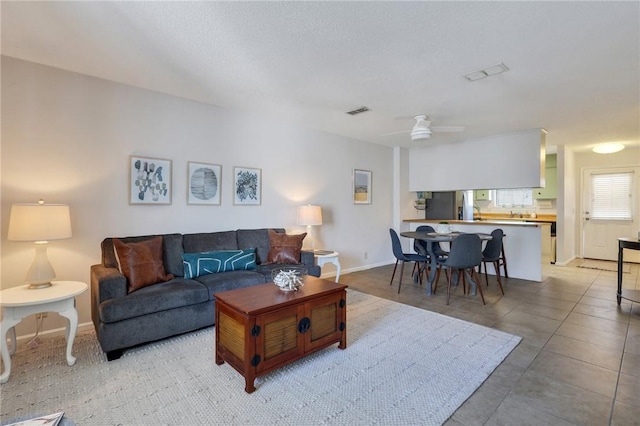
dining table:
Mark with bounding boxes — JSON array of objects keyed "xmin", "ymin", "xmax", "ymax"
[{"xmin": 400, "ymin": 231, "xmax": 493, "ymax": 296}]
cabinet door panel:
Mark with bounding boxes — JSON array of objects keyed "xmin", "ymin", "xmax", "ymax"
[
  {"xmin": 305, "ymin": 293, "xmax": 345, "ymax": 351},
  {"xmin": 310, "ymin": 303, "xmax": 337, "ymax": 341},
  {"xmin": 256, "ymin": 305, "xmax": 304, "ymax": 372},
  {"xmin": 218, "ymin": 310, "xmax": 246, "ymax": 363}
]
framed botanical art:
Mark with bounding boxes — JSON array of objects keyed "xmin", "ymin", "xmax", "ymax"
[
  {"xmin": 130, "ymin": 156, "xmax": 172, "ymax": 205},
  {"xmin": 353, "ymin": 169, "xmax": 372, "ymax": 204},
  {"xmin": 187, "ymin": 162, "xmax": 222, "ymax": 205},
  {"xmin": 233, "ymin": 166, "xmax": 261, "ymax": 205}
]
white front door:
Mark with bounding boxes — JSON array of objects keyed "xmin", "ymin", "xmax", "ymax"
[{"xmin": 582, "ymin": 166, "xmax": 640, "ymax": 262}]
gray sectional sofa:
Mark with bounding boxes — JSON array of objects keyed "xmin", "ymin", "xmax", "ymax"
[{"xmin": 90, "ymin": 228, "xmax": 320, "ymax": 360}]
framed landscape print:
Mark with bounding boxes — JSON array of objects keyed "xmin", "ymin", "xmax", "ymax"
[
  {"xmin": 187, "ymin": 162, "xmax": 222, "ymax": 205},
  {"xmin": 130, "ymin": 156, "xmax": 172, "ymax": 205},
  {"xmin": 353, "ymin": 169, "xmax": 372, "ymax": 204},
  {"xmin": 233, "ymin": 166, "xmax": 261, "ymax": 205}
]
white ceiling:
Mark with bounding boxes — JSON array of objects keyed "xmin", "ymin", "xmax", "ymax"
[{"xmin": 2, "ymin": 1, "xmax": 639, "ymax": 151}]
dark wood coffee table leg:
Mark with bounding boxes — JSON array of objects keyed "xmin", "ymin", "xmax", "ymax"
[{"xmin": 245, "ymin": 374, "xmax": 256, "ymax": 393}]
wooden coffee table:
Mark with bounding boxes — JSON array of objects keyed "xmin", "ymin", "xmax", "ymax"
[{"xmin": 214, "ymin": 276, "xmax": 347, "ymax": 393}]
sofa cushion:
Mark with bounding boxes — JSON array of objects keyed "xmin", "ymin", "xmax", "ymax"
[
  {"xmin": 99, "ymin": 278, "xmax": 209, "ymax": 324},
  {"xmin": 182, "ymin": 248, "xmax": 256, "ymax": 279},
  {"xmin": 196, "ymin": 270, "xmax": 267, "ymax": 298},
  {"xmin": 237, "ymin": 228, "xmax": 279, "ymax": 264},
  {"xmin": 113, "ymin": 236, "xmax": 175, "ymax": 293},
  {"xmin": 183, "ymin": 231, "xmax": 238, "ymax": 254},
  {"xmin": 267, "ymin": 230, "xmax": 306, "ymax": 264},
  {"xmin": 102, "ymin": 234, "xmax": 184, "ymax": 277}
]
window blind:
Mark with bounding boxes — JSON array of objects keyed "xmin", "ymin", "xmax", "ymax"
[
  {"xmin": 590, "ymin": 172, "xmax": 633, "ymax": 220},
  {"xmin": 495, "ymin": 189, "xmax": 533, "ymax": 207}
]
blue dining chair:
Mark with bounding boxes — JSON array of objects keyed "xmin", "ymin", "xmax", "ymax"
[
  {"xmin": 389, "ymin": 229, "xmax": 430, "ymax": 294},
  {"xmin": 433, "ymin": 233, "xmax": 485, "ymax": 305},
  {"xmin": 413, "ymin": 225, "xmax": 449, "ymax": 285},
  {"xmin": 413, "ymin": 225, "xmax": 449, "ymax": 258},
  {"xmin": 479, "ymin": 229, "xmax": 505, "ymax": 295}
]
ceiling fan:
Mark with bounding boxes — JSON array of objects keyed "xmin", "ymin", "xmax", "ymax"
[{"xmin": 383, "ymin": 115, "xmax": 465, "ymax": 141}]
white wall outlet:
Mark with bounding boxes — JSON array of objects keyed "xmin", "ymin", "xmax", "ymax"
[{"xmin": 364, "ymin": 252, "xmax": 368, "ymax": 259}]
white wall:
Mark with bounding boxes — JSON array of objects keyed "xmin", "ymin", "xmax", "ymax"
[
  {"xmin": 1, "ymin": 57, "xmax": 394, "ymax": 337},
  {"xmin": 556, "ymin": 145, "xmax": 576, "ymax": 265}
]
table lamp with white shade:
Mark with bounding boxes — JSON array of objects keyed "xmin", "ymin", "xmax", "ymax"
[
  {"xmin": 297, "ymin": 204, "xmax": 322, "ymax": 251},
  {"xmin": 8, "ymin": 200, "xmax": 72, "ymax": 289}
]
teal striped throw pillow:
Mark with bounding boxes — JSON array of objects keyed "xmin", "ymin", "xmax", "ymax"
[{"xmin": 182, "ymin": 248, "xmax": 256, "ymax": 279}]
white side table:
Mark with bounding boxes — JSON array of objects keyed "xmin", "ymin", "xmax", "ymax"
[
  {"xmin": 0, "ymin": 281, "xmax": 88, "ymax": 383},
  {"xmin": 314, "ymin": 251, "xmax": 341, "ymax": 282}
]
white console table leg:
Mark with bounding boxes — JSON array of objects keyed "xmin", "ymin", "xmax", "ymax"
[
  {"xmin": 58, "ymin": 300, "xmax": 78, "ymax": 366},
  {"xmin": 1, "ymin": 309, "xmax": 21, "ymax": 384},
  {"xmin": 315, "ymin": 252, "xmax": 341, "ymax": 282}
]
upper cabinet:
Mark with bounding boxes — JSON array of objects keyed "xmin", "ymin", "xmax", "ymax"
[
  {"xmin": 534, "ymin": 154, "xmax": 557, "ymax": 199},
  {"xmin": 409, "ymin": 129, "xmax": 546, "ymax": 191},
  {"xmin": 474, "ymin": 190, "xmax": 490, "ymax": 201}
]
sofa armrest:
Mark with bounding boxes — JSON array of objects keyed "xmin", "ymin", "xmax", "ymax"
[
  {"xmin": 300, "ymin": 250, "xmax": 315, "ymax": 268},
  {"xmin": 91, "ymin": 264, "xmax": 127, "ymax": 303}
]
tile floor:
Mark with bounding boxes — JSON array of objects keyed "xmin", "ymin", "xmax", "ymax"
[{"xmin": 339, "ymin": 259, "xmax": 640, "ymax": 426}]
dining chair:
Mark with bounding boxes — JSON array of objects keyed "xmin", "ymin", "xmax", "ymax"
[
  {"xmin": 413, "ymin": 225, "xmax": 449, "ymax": 258},
  {"xmin": 479, "ymin": 229, "xmax": 505, "ymax": 295},
  {"xmin": 389, "ymin": 229, "xmax": 430, "ymax": 294},
  {"xmin": 413, "ymin": 225, "xmax": 449, "ymax": 285},
  {"xmin": 433, "ymin": 233, "xmax": 485, "ymax": 305}
]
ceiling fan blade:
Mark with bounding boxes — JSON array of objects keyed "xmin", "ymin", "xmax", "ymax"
[
  {"xmin": 430, "ymin": 126, "xmax": 465, "ymax": 133},
  {"xmin": 381, "ymin": 129, "xmax": 411, "ymax": 136}
]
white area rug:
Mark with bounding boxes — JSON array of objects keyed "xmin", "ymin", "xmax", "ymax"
[
  {"xmin": 0, "ymin": 290, "xmax": 520, "ymax": 425},
  {"xmin": 578, "ymin": 259, "xmax": 630, "ymax": 273}
]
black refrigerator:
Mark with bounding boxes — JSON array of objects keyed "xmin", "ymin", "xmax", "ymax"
[{"xmin": 424, "ymin": 191, "xmax": 459, "ymax": 220}]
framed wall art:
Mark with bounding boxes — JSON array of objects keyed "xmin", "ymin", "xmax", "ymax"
[
  {"xmin": 187, "ymin": 162, "xmax": 222, "ymax": 205},
  {"xmin": 130, "ymin": 156, "xmax": 172, "ymax": 205},
  {"xmin": 233, "ymin": 166, "xmax": 261, "ymax": 205},
  {"xmin": 353, "ymin": 169, "xmax": 372, "ymax": 204}
]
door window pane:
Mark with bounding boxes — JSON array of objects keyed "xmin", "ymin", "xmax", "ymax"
[{"xmin": 591, "ymin": 172, "xmax": 633, "ymax": 220}]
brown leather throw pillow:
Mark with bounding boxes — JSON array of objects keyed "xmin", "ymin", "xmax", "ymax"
[
  {"xmin": 267, "ymin": 230, "xmax": 307, "ymax": 264},
  {"xmin": 113, "ymin": 236, "xmax": 174, "ymax": 293}
]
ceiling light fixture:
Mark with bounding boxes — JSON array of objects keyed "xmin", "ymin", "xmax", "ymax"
[
  {"xmin": 464, "ymin": 63, "xmax": 509, "ymax": 82},
  {"xmin": 411, "ymin": 115, "xmax": 432, "ymax": 140},
  {"xmin": 592, "ymin": 142, "xmax": 625, "ymax": 154}
]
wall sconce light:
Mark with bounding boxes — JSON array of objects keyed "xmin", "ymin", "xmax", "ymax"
[
  {"xmin": 297, "ymin": 204, "xmax": 323, "ymax": 251},
  {"xmin": 8, "ymin": 200, "xmax": 72, "ymax": 289}
]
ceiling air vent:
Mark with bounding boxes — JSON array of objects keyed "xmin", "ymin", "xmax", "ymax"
[
  {"xmin": 464, "ymin": 63, "xmax": 509, "ymax": 81},
  {"xmin": 346, "ymin": 106, "xmax": 369, "ymax": 115}
]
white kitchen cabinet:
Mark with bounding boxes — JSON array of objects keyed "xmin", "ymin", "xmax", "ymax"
[{"xmin": 474, "ymin": 190, "xmax": 490, "ymax": 201}]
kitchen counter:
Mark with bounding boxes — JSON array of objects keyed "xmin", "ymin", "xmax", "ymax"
[
  {"xmin": 404, "ymin": 219, "xmax": 544, "ymax": 227},
  {"xmin": 402, "ymin": 219, "xmax": 551, "ymax": 282}
]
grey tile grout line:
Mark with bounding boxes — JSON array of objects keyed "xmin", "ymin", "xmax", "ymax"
[{"xmin": 608, "ymin": 299, "xmax": 634, "ymax": 426}]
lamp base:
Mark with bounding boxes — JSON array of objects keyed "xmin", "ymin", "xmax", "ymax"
[
  {"xmin": 25, "ymin": 242, "xmax": 57, "ymax": 289},
  {"xmin": 28, "ymin": 282, "xmax": 53, "ymax": 290}
]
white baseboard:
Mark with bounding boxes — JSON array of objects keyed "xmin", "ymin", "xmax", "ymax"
[
  {"xmin": 13, "ymin": 321, "xmax": 94, "ymax": 344},
  {"xmin": 554, "ymin": 256, "xmax": 577, "ymax": 267},
  {"xmin": 320, "ymin": 261, "xmax": 392, "ymax": 280}
]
